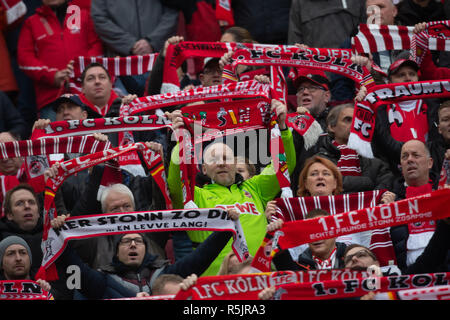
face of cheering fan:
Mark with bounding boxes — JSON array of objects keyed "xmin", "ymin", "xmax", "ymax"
[
  {"xmin": 328, "ymin": 107, "xmax": 354, "ymax": 145},
  {"xmin": 400, "ymin": 140, "xmax": 433, "ymax": 187},
  {"xmin": 2, "ymin": 244, "xmax": 31, "ymax": 280},
  {"xmin": 55, "ymin": 102, "xmax": 88, "ymax": 121},
  {"xmin": 6, "ymin": 189, "xmax": 40, "ymax": 232},
  {"xmin": 202, "ymin": 143, "xmax": 236, "ymax": 187},
  {"xmin": 389, "ymin": 66, "xmax": 419, "ymax": 83},
  {"xmin": 116, "ymin": 233, "xmax": 146, "ymax": 268},
  {"xmin": 304, "ymin": 162, "xmax": 338, "ymax": 197}
]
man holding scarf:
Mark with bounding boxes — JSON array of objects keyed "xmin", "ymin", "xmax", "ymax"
[
  {"xmin": 49, "ymin": 208, "xmax": 241, "ymax": 299},
  {"xmin": 166, "ymin": 99, "xmax": 296, "ymax": 276}
]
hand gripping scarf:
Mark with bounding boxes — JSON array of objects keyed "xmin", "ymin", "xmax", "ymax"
[
  {"xmin": 0, "ymin": 135, "xmax": 112, "ymax": 188},
  {"xmin": 348, "ymin": 79, "xmax": 450, "ymax": 158},
  {"xmin": 0, "ymin": 280, "xmax": 53, "ymax": 300},
  {"xmin": 161, "ymin": 41, "xmax": 306, "ymax": 93},
  {"xmin": 351, "ymin": 21, "xmax": 450, "ymax": 66},
  {"xmin": 267, "ymin": 272, "xmax": 450, "ymax": 300},
  {"xmin": 174, "ymin": 268, "xmax": 371, "ymax": 300},
  {"xmin": 31, "ymin": 115, "xmax": 174, "ymax": 209},
  {"xmin": 40, "ymin": 207, "xmax": 248, "ymax": 282},
  {"xmin": 225, "ymin": 48, "xmax": 375, "ymax": 90},
  {"xmin": 267, "ymin": 190, "xmax": 396, "ymax": 269},
  {"xmin": 174, "ymin": 269, "xmax": 450, "ymax": 300},
  {"xmin": 35, "ymin": 142, "xmax": 174, "ymax": 280},
  {"xmin": 125, "ymin": 80, "xmax": 294, "ymax": 207},
  {"xmin": 251, "ymin": 188, "xmax": 450, "ymax": 276}
]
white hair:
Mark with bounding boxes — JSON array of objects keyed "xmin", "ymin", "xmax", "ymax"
[{"xmin": 100, "ymin": 183, "xmax": 135, "ymax": 213}]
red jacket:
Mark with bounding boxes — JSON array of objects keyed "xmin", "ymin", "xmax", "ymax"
[{"xmin": 17, "ymin": 4, "xmax": 103, "ymax": 110}]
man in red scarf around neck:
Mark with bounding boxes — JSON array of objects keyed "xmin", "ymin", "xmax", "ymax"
[{"xmin": 388, "ymin": 139, "xmax": 443, "ymax": 274}]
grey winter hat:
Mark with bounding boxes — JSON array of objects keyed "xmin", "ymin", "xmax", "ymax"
[{"xmin": 0, "ymin": 236, "xmax": 32, "ymax": 268}]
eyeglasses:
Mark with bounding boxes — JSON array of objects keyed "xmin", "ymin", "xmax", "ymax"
[
  {"xmin": 119, "ymin": 237, "xmax": 144, "ymax": 246},
  {"xmin": 344, "ymin": 249, "xmax": 377, "ymax": 265},
  {"xmin": 297, "ymin": 85, "xmax": 325, "ymax": 94}
]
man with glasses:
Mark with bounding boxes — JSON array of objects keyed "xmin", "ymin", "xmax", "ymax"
[
  {"xmin": 294, "ymin": 69, "xmax": 331, "ymax": 131},
  {"xmin": 50, "ymin": 200, "xmax": 241, "ymax": 299},
  {"xmin": 344, "ymin": 215, "xmax": 450, "ymax": 275}
]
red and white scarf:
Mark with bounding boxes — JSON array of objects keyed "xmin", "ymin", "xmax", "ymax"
[
  {"xmin": 332, "ymin": 140, "xmax": 362, "ymax": 176},
  {"xmin": 0, "ymin": 136, "xmax": 112, "ymax": 188},
  {"xmin": 405, "ymin": 183, "xmax": 436, "ymax": 267},
  {"xmin": 162, "ymin": 41, "xmax": 303, "ymax": 93},
  {"xmin": 285, "ymin": 112, "xmax": 323, "ymax": 150},
  {"xmin": 270, "ymin": 272, "xmax": 450, "ymax": 300},
  {"xmin": 175, "ymin": 268, "xmax": 371, "ymax": 300},
  {"xmin": 36, "ymin": 142, "xmax": 172, "ymax": 280},
  {"xmin": 274, "ymin": 188, "xmax": 450, "ymax": 255},
  {"xmin": 267, "ymin": 190, "xmax": 395, "ymax": 268},
  {"xmin": 68, "ymin": 54, "xmax": 158, "ymax": 94},
  {"xmin": 253, "ymin": 188, "xmax": 450, "ymax": 274},
  {"xmin": 226, "ymin": 48, "xmax": 375, "ymax": 89},
  {"xmin": 0, "ymin": 280, "xmax": 52, "ymax": 300},
  {"xmin": 351, "ymin": 21, "xmax": 450, "ymax": 65},
  {"xmin": 174, "ymin": 270, "xmax": 450, "ymax": 300},
  {"xmin": 348, "ymin": 80, "xmax": 450, "ymax": 158},
  {"xmin": 0, "ymin": 0, "xmax": 26, "ymax": 25},
  {"xmin": 40, "ymin": 207, "xmax": 248, "ymax": 281}
]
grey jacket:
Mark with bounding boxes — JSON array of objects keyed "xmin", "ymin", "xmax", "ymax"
[
  {"xmin": 91, "ymin": 0, "xmax": 178, "ymax": 56},
  {"xmin": 288, "ymin": 0, "xmax": 366, "ymax": 48}
]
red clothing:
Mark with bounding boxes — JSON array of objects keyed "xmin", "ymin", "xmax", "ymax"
[
  {"xmin": 0, "ymin": 165, "xmax": 44, "ymax": 217},
  {"xmin": 419, "ymin": 50, "xmax": 450, "ymax": 81},
  {"xmin": 17, "ymin": 4, "xmax": 103, "ymax": 110}
]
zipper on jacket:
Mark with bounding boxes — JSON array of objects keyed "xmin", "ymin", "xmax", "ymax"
[
  {"xmin": 136, "ymin": 272, "xmax": 143, "ymax": 292},
  {"xmin": 342, "ymin": 0, "xmax": 347, "ymax": 9}
]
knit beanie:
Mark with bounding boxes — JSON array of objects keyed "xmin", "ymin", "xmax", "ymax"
[{"xmin": 0, "ymin": 236, "xmax": 32, "ymax": 268}]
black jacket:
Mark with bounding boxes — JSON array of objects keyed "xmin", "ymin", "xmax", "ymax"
[
  {"xmin": 389, "ymin": 176, "xmax": 440, "ymax": 273},
  {"xmin": 0, "ymin": 217, "xmax": 43, "ymax": 275},
  {"xmin": 316, "ymin": 135, "xmax": 394, "ymax": 193},
  {"xmin": 0, "ymin": 91, "xmax": 28, "ymax": 139},
  {"xmin": 54, "ymin": 229, "xmax": 234, "ymax": 299},
  {"xmin": 273, "ymin": 242, "xmax": 347, "ymax": 271}
]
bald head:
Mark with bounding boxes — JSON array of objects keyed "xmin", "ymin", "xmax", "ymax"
[
  {"xmin": 400, "ymin": 140, "xmax": 433, "ymax": 187},
  {"xmin": 202, "ymin": 143, "xmax": 236, "ymax": 186}
]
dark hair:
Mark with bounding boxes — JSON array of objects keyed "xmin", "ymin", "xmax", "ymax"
[
  {"xmin": 326, "ymin": 103, "xmax": 354, "ymax": 132},
  {"xmin": 80, "ymin": 62, "xmax": 111, "ymax": 84},
  {"xmin": 222, "ymin": 26, "xmax": 253, "ymax": 43},
  {"xmin": 152, "ymin": 274, "xmax": 184, "ymax": 295},
  {"xmin": 343, "ymin": 243, "xmax": 378, "ymax": 261},
  {"xmin": 3, "ymin": 183, "xmax": 38, "ymax": 216},
  {"xmin": 305, "ymin": 209, "xmax": 330, "ymax": 220}
]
